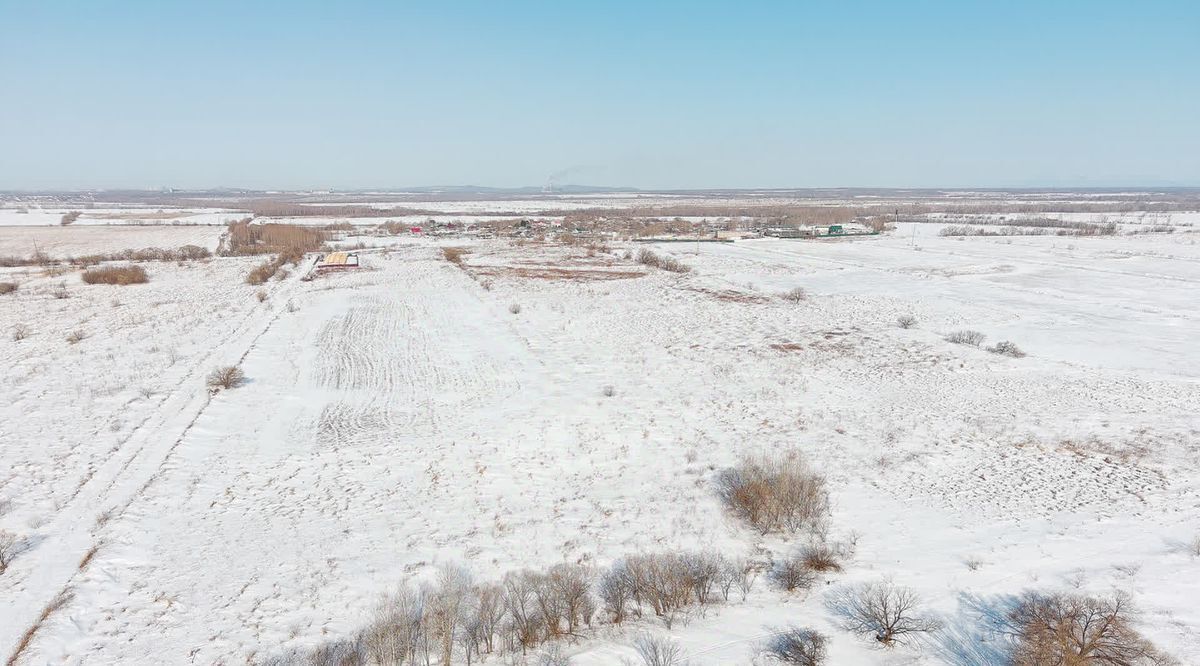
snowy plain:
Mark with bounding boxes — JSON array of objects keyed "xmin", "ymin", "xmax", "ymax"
[{"xmin": 0, "ymin": 220, "xmax": 1198, "ymax": 664}]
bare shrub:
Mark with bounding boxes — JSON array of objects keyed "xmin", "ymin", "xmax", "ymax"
[
  {"xmin": 66, "ymin": 329, "xmax": 87, "ymax": 344},
  {"xmin": 81, "ymin": 265, "xmax": 148, "ymax": 285},
  {"xmin": 206, "ymin": 365, "xmax": 245, "ymax": 390},
  {"xmin": 715, "ymin": 451, "xmax": 830, "ymax": 535},
  {"xmin": 798, "ymin": 542, "xmax": 843, "ymax": 573},
  {"xmin": 945, "ymin": 330, "xmax": 985, "ymax": 347},
  {"xmin": 442, "ymin": 246, "xmax": 467, "ymax": 265},
  {"xmin": 763, "ymin": 627, "xmax": 828, "ymax": 665},
  {"xmin": 256, "ymin": 289, "xmax": 268, "ymax": 303},
  {"xmin": 1008, "ymin": 591, "xmax": 1174, "ymax": 665},
  {"xmin": 636, "ymin": 248, "xmax": 691, "ymax": 273},
  {"xmin": 61, "ymin": 210, "xmax": 82, "ymax": 225},
  {"xmin": 779, "ymin": 287, "xmax": 807, "ymax": 302},
  {"xmin": 536, "ymin": 643, "xmax": 572, "ymax": 666},
  {"xmin": 633, "ymin": 633, "xmax": 684, "ymax": 666},
  {"xmin": 52, "ymin": 284, "xmax": 71, "ymax": 299},
  {"xmin": 286, "ymin": 299, "xmax": 299, "ymax": 313},
  {"xmin": 177, "ymin": 244, "xmax": 211, "ymax": 260},
  {"xmin": 1190, "ymin": 534, "xmax": 1200, "ymax": 557},
  {"xmin": 11, "ymin": 324, "xmax": 29, "ymax": 341},
  {"xmin": 509, "ymin": 303, "xmax": 521, "ymax": 314},
  {"xmin": 769, "ymin": 555, "xmax": 817, "ymax": 592},
  {"xmin": 896, "ymin": 315, "xmax": 917, "ymax": 329},
  {"xmin": 0, "ymin": 281, "xmax": 17, "ymax": 295},
  {"xmin": 602, "ymin": 385, "xmax": 616, "ymax": 397},
  {"xmin": 0, "ymin": 530, "xmax": 20, "ymax": 574},
  {"xmin": 828, "ymin": 581, "xmax": 940, "ymax": 646},
  {"xmin": 987, "ymin": 340, "xmax": 1026, "ymax": 358},
  {"xmin": 246, "ymin": 258, "xmax": 281, "ymax": 285}
]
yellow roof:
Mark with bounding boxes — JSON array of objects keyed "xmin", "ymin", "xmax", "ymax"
[{"xmin": 322, "ymin": 252, "xmax": 349, "ymax": 265}]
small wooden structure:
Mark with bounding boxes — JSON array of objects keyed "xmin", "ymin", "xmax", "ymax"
[{"xmin": 317, "ymin": 251, "xmax": 360, "ymax": 271}]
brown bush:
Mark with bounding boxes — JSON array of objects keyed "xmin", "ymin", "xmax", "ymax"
[
  {"xmin": 1008, "ymin": 592, "xmax": 1174, "ymax": 665},
  {"xmin": 61, "ymin": 210, "xmax": 82, "ymax": 225},
  {"xmin": 715, "ymin": 451, "xmax": 830, "ymax": 535},
  {"xmin": 81, "ymin": 265, "xmax": 148, "ymax": 285},
  {"xmin": 12, "ymin": 324, "xmax": 29, "ymax": 341},
  {"xmin": 206, "ymin": 365, "xmax": 245, "ymax": 390},
  {"xmin": 896, "ymin": 315, "xmax": 917, "ymax": 329},
  {"xmin": 0, "ymin": 282, "xmax": 17, "ymax": 295},
  {"xmin": 441, "ymin": 246, "xmax": 466, "ymax": 265},
  {"xmin": 66, "ymin": 329, "xmax": 87, "ymax": 344}
]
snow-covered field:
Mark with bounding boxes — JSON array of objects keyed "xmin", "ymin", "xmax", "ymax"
[
  {"xmin": 0, "ymin": 207, "xmax": 242, "ymax": 228},
  {"xmin": 1, "ymin": 224, "xmax": 1198, "ymax": 664},
  {"xmin": 0, "ymin": 225, "xmax": 225, "ymax": 259}
]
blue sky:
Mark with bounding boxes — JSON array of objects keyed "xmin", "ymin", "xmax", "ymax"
[{"xmin": 1, "ymin": 1, "xmax": 1197, "ymax": 190}]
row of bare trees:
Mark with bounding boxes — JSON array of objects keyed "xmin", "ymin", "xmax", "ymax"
[{"xmin": 265, "ymin": 551, "xmax": 757, "ymax": 666}]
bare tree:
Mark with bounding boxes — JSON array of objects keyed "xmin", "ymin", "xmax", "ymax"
[
  {"xmin": 829, "ymin": 581, "xmax": 940, "ymax": 646},
  {"xmin": 363, "ymin": 586, "xmax": 426, "ymax": 665},
  {"xmin": 1007, "ymin": 592, "xmax": 1175, "ymax": 665},
  {"xmin": 0, "ymin": 530, "xmax": 20, "ymax": 574},
  {"xmin": 427, "ymin": 564, "xmax": 472, "ymax": 665},
  {"xmin": 599, "ymin": 560, "xmax": 634, "ymax": 623},
  {"xmin": 633, "ymin": 633, "xmax": 685, "ymax": 666}
]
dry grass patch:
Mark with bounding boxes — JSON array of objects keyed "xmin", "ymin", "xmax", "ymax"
[
  {"xmin": 81, "ymin": 265, "xmax": 148, "ymax": 285},
  {"xmin": 0, "ymin": 282, "xmax": 17, "ymax": 295},
  {"xmin": 225, "ymin": 221, "xmax": 326, "ymax": 257},
  {"xmin": 441, "ymin": 246, "xmax": 467, "ymax": 265}
]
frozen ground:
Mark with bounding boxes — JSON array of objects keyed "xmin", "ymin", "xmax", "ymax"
[{"xmin": 1, "ymin": 225, "xmax": 1198, "ymax": 664}]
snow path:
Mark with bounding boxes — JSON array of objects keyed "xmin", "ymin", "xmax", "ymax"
[{"xmin": 0, "ymin": 269, "xmax": 305, "ymax": 665}]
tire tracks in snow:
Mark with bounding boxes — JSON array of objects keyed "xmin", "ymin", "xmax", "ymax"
[{"xmin": 0, "ymin": 273, "xmax": 304, "ymax": 666}]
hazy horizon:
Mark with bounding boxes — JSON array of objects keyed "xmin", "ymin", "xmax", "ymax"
[{"xmin": 2, "ymin": 0, "xmax": 1198, "ymax": 191}]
